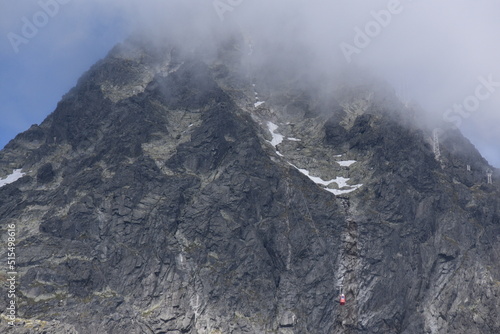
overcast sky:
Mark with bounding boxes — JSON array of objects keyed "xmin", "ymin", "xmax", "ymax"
[{"xmin": 1, "ymin": 0, "xmax": 499, "ymax": 167}]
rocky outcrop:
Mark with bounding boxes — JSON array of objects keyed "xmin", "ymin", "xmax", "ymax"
[{"xmin": 0, "ymin": 37, "xmax": 499, "ymax": 333}]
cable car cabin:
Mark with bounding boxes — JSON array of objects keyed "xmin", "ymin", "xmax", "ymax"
[{"xmin": 340, "ymin": 294, "xmax": 346, "ymax": 306}]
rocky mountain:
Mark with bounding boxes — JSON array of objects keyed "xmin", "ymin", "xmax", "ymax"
[{"xmin": 0, "ymin": 36, "xmax": 499, "ymax": 333}]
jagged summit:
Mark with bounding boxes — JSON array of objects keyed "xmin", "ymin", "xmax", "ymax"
[{"xmin": 0, "ymin": 36, "xmax": 499, "ymax": 333}]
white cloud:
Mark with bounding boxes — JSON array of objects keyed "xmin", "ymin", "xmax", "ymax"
[{"xmin": 0, "ymin": 0, "xmax": 498, "ymax": 165}]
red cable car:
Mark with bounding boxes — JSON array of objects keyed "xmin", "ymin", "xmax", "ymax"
[{"xmin": 340, "ymin": 294, "xmax": 346, "ymax": 306}]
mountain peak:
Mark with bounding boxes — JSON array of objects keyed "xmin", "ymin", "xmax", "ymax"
[{"xmin": 1, "ymin": 35, "xmax": 499, "ymax": 333}]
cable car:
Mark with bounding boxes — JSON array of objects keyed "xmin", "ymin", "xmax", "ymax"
[{"xmin": 340, "ymin": 294, "xmax": 346, "ymax": 306}]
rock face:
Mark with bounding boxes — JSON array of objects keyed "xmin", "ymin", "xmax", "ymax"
[{"xmin": 0, "ymin": 37, "xmax": 499, "ymax": 334}]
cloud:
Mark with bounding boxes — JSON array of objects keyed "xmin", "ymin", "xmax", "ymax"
[{"xmin": 0, "ymin": 0, "xmax": 499, "ymax": 166}]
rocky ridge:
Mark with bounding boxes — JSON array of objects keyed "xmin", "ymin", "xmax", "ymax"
[{"xmin": 0, "ymin": 37, "xmax": 499, "ymax": 333}]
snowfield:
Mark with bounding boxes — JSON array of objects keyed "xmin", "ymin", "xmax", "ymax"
[
  {"xmin": 291, "ymin": 164, "xmax": 363, "ymax": 195},
  {"xmin": 337, "ymin": 160, "xmax": 357, "ymax": 167},
  {"xmin": 267, "ymin": 122, "xmax": 284, "ymax": 147},
  {"xmin": 0, "ymin": 169, "xmax": 25, "ymax": 188}
]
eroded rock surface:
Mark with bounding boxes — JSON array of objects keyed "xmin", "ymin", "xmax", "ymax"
[{"xmin": 0, "ymin": 37, "xmax": 499, "ymax": 333}]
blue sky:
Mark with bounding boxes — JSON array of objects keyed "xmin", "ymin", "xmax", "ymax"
[
  {"xmin": 1, "ymin": 0, "xmax": 499, "ymax": 167},
  {"xmin": 0, "ymin": 0, "xmax": 131, "ymax": 149}
]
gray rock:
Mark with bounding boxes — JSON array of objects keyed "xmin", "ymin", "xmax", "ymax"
[{"xmin": 0, "ymin": 36, "xmax": 499, "ymax": 334}]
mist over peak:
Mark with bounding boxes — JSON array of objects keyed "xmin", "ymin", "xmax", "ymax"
[
  {"xmin": 1, "ymin": 2, "xmax": 500, "ymax": 333},
  {"xmin": 1, "ymin": 0, "xmax": 499, "ymax": 166}
]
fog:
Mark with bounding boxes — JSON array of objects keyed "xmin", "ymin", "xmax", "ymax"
[{"xmin": 1, "ymin": 0, "xmax": 499, "ymax": 166}]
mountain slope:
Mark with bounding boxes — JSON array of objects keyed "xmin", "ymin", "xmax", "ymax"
[{"xmin": 0, "ymin": 37, "xmax": 499, "ymax": 334}]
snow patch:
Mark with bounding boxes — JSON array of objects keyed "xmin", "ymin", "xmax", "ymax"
[
  {"xmin": 296, "ymin": 168, "xmax": 336, "ymax": 186},
  {"xmin": 254, "ymin": 101, "xmax": 265, "ymax": 108},
  {"xmin": 331, "ymin": 176, "xmax": 351, "ymax": 188},
  {"xmin": 337, "ymin": 160, "xmax": 357, "ymax": 167},
  {"xmin": 287, "ymin": 137, "xmax": 301, "ymax": 142},
  {"xmin": 0, "ymin": 169, "xmax": 25, "ymax": 188},
  {"xmin": 267, "ymin": 122, "xmax": 284, "ymax": 147},
  {"xmin": 325, "ymin": 184, "xmax": 363, "ymax": 195},
  {"xmin": 290, "ymin": 164, "xmax": 362, "ymax": 195}
]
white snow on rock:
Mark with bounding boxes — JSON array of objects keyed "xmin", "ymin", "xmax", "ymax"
[
  {"xmin": 326, "ymin": 184, "xmax": 363, "ymax": 195},
  {"xmin": 0, "ymin": 169, "xmax": 25, "ymax": 188},
  {"xmin": 296, "ymin": 167, "xmax": 337, "ymax": 186},
  {"xmin": 331, "ymin": 176, "xmax": 350, "ymax": 188},
  {"xmin": 287, "ymin": 137, "xmax": 301, "ymax": 142},
  {"xmin": 337, "ymin": 160, "xmax": 357, "ymax": 167},
  {"xmin": 254, "ymin": 101, "xmax": 265, "ymax": 107},
  {"xmin": 267, "ymin": 122, "xmax": 284, "ymax": 147},
  {"xmin": 290, "ymin": 164, "xmax": 362, "ymax": 195}
]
